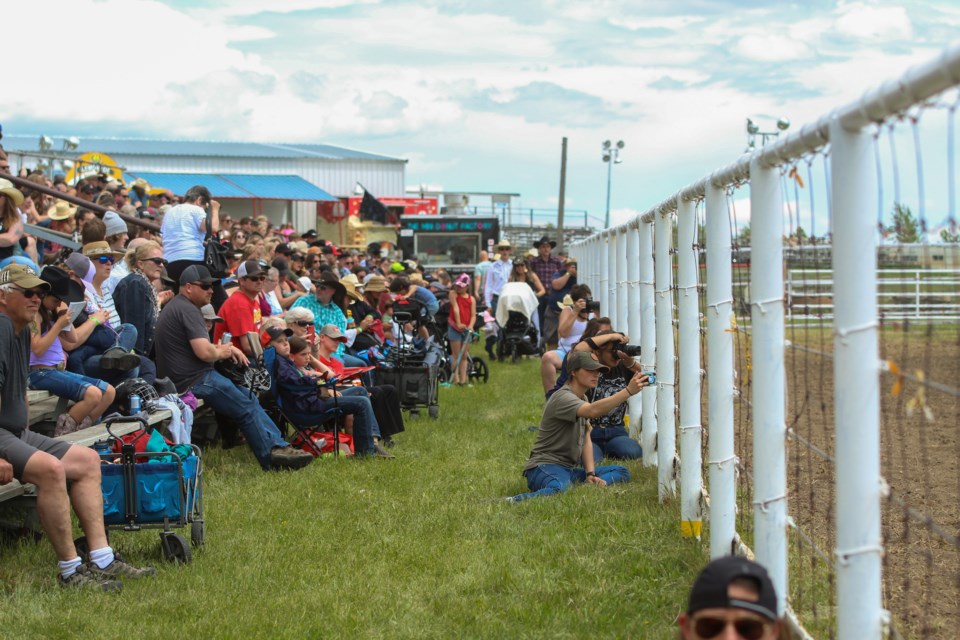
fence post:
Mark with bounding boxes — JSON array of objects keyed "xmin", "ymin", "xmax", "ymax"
[
  {"xmin": 830, "ymin": 119, "xmax": 883, "ymax": 640},
  {"xmin": 655, "ymin": 208, "xmax": 677, "ymax": 499},
  {"xmin": 639, "ymin": 218, "xmax": 658, "ymax": 467},
  {"xmin": 677, "ymin": 197, "xmax": 703, "ymax": 538},
  {"xmin": 600, "ymin": 233, "xmax": 610, "ymax": 311},
  {"xmin": 705, "ymin": 180, "xmax": 736, "ymax": 557},
  {"xmin": 616, "ymin": 226, "xmax": 629, "ymax": 333},
  {"xmin": 608, "ymin": 230, "xmax": 619, "ymax": 321},
  {"xmin": 749, "ymin": 156, "xmax": 788, "ymax": 615},
  {"xmin": 626, "ymin": 221, "xmax": 643, "ymax": 440}
]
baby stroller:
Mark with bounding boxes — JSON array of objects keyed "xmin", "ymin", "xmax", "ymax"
[{"xmin": 495, "ymin": 282, "xmax": 542, "ymax": 364}]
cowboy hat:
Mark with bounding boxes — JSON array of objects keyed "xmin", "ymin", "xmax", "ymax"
[
  {"xmin": 557, "ymin": 293, "xmax": 575, "ymax": 310},
  {"xmin": 363, "ymin": 275, "xmax": 388, "ymax": 293},
  {"xmin": 40, "ymin": 266, "xmax": 85, "ymax": 303},
  {"xmin": 533, "ymin": 235, "xmax": 557, "ymax": 249},
  {"xmin": 312, "ymin": 270, "xmax": 345, "ymax": 297},
  {"xmin": 340, "ymin": 278, "xmax": 364, "ymax": 302},
  {"xmin": 46, "ymin": 200, "xmax": 77, "ymax": 221},
  {"xmin": 496, "ymin": 239, "xmax": 512, "ymax": 250},
  {"xmin": 0, "ymin": 178, "xmax": 24, "ymax": 207},
  {"xmin": 82, "ymin": 241, "xmax": 125, "ymax": 259}
]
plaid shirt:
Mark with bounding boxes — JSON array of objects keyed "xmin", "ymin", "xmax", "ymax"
[
  {"xmin": 528, "ymin": 255, "xmax": 563, "ymax": 289},
  {"xmin": 290, "ymin": 295, "xmax": 347, "ymax": 357}
]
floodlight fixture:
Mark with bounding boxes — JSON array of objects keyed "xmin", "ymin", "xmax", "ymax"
[
  {"xmin": 39, "ymin": 135, "xmax": 54, "ymax": 151},
  {"xmin": 64, "ymin": 136, "xmax": 80, "ymax": 150},
  {"xmin": 616, "ymin": 140, "xmax": 625, "ymax": 149},
  {"xmin": 776, "ymin": 118, "xmax": 791, "ymax": 131}
]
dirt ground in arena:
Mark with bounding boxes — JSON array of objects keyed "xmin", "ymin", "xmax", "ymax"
[{"xmin": 717, "ymin": 325, "xmax": 959, "ymax": 639}]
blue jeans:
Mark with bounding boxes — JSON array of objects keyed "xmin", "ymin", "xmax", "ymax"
[
  {"xmin": 590, "ymin": 426, "xmax": 643, "ymax": 462},
  {"xmin": 191, "ymin": 369, "xmax": 288, "ymax": 469},
  {"xmin": 332, "ymin": 386, "xmax": 377, "ymax": 454},
  {"xmin": 28, "ymin": 368, "xmax": 110, "ymax": 402},
  {"xmin": 67, "ymin": 323, "xmax": 138, "ymax": 378},
  {"xmin": 511, "ymin": 463, "xmax": 630, "ymax": 502}
]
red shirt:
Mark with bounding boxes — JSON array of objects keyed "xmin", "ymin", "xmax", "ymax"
[
  {"xmin": 213, "ymin": 291, "xmax": 262, "ymax": 349},
  {"xmin": 318, "ymin": 354, "xmax": 345, "ymax": 376},
  {"xmin": 448, "ymin": 292, "xmax": 475, "ymax": 330}
]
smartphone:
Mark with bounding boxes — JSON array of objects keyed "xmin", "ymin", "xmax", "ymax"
[{"xmin": 306, "ymin": 324, "xmax": 316, "ymax": 344}]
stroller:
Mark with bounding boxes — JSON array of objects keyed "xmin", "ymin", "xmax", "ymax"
[{"xmin": 495, "ymin": 282, "xmax": 542, "ymax": 364}]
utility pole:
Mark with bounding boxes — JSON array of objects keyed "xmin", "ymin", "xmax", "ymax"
[{"xmin": 557, "ymin": 137, "xmax": 568, "ymax": 253}]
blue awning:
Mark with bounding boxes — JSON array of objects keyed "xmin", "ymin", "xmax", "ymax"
[{"xmin": 124, "ymin": 172, "xmax": 338, "ymax": 202}]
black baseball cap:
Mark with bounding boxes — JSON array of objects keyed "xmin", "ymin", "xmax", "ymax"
[
  {"xmin": 687, "ymin": 556, "xmax": 778, "ymax": 621},
  {"xmin": 179, "ymin": 264, "xmax": 216, "ymax": 286},
  {"xmin": 302, "ymin": 229, "xmax": 318, "ymax": 239}
]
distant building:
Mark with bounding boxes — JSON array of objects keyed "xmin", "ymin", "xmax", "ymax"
[{"xmin": 3, "ymin": 134, "xmax": 406, "ymax": 232}]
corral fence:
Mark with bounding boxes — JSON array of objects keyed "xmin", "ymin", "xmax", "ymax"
[{"xmin": 571, "ymin": 43, "xmax": 960, "ymax": 639}]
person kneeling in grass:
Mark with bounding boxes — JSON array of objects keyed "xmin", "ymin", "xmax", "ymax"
[{"xmin": 509, "ymin": 350, "xmax": 649, "ymax": 502}]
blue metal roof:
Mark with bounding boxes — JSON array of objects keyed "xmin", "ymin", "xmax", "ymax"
[
  {"xmin": 2, "ymin": 134, "xmax": 404, "ymax": 162},
  {"xmin": 126, "ymin": 172, "xmax": 338, "ymax": 201}
]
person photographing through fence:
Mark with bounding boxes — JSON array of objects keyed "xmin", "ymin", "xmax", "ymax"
[{"xmin": 508, "ymin": 350, "xmax": 649, "ymax": 502}]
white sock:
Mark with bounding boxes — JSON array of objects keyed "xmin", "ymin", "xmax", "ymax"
[
  {"xmin": 59, "ymin": 556, "xmax": 82, "ymax": 579},
  {"xmin": 89, "ymin": 546, "xmax": 115, "ymax": 570}
]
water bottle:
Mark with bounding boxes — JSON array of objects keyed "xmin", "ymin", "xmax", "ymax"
[{"xmin": 129, "ymin": 394, "xmax": 141, "ymax": 415}]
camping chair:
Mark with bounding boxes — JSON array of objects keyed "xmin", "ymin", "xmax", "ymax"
[{"xmin": 261, "ymin": 347, "xmax": 346, "ymax": 457}]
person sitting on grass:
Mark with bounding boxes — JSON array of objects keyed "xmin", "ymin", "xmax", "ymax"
[
  {"xmin": 679, "ymin": 556, "xmax": 785, "ymax": 640},
  {"xmin": 0, "ymin": 263, "xmax": 154, "ymax": 591},
  {"xmin": 508, "ymin": 350, "xmax": 648, "ymax": 503}
]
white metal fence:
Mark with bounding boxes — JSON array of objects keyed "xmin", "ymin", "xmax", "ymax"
[{"xmin": 571, "ymin": 43, "xmax": 960, "ymax": 640}]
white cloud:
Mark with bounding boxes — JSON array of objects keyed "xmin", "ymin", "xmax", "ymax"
[
  {"xmin": 835, "ymin": 2, "xmax": 912, "ymax": 40},
  {"xmin": 735, "ymin": 33, "xmax": 811, "ymax": 62}
]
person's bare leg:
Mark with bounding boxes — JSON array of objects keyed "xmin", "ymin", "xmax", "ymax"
[
  {"xmin": 540, "ymin": 351, "xmax": 561, "ymax": 394},
  {"xmin": 67, "ymin": 386, "xmax": 101, "ymax": 423},
  {"xmin": 91, "ymin": 385, "xmax": 115, "ymax": 421},
  {"xmin": 449, "ymin": 341, "xmax": 462, "ymax": 384},
  {"xmin": 60, "ymin": 445, "xmax": 108, "ymax": 552},
  {"xmin": 21, "ymin": 451, "xmax": 78, "ymax": 561}
]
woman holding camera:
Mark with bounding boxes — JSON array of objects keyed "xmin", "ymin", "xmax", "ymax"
[{"xmin": 540, "ymin": 284, "xmax": 593, "ymax": 394}]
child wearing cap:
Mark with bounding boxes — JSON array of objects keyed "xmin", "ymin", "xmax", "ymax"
[
  {"xmin": 508, "ymin": 350, "xmax": 648, "ymax": 502},
  {"xmin": 447, "ymin": 273, "xmax": 476, "ymax": 386}
]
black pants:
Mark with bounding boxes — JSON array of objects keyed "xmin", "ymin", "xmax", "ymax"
[
  {"xmin": 368, "ymin": 384, "xmax": 405, "ymax": 439},
  {"xmin": 167, "ymin": 259, "xmax": 228, "ymax": 311}
]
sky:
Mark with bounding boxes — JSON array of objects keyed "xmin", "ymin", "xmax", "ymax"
[{"xmin": 4, "ymin": 0, "xmax": 960, "ymax": 233}]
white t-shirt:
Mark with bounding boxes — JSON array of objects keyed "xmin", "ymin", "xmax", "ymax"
[{"xmin": 161, "ymin": 203, "xmax": 206, "ymax": 263}]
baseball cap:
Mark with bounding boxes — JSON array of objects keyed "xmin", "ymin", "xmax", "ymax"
[
  {"xmin": 687, "ymin": 556, "xmax": 779, "ymax": 622},
  {"xmin": 454, "ymin": 273, "xmax": 471, "ymax": 288},
  {"xmin": 200, "ymin": 304, "xmax": 222, "ymax": 322},
  {"xmin": 318, "ymin": 324, "xmax": 347, "ymax": 343},
  {"xmin": 236, "ymin": 260, "xmax": 265, "ymax": 279},
  {"xmin": 566, "ymin": 350, "xmax": 608, "ymax": 374},
  {"xmin": 274, "ymin": 242, "xmax": 293, "ymax": 256},
  {"xmin": 179, "ymin": 264, "xmax": 216, "ymax": 286},
  {"xmin": 260, "ymin": 325, "xmax": 293, "ymax": 347},
  {"xmin": 0, "ymin": 263, "xmax": 50, "ymax": 290}
]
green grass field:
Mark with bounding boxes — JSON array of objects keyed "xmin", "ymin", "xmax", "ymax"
[{"xmin": 0, "ymin": 354, "xmax": 708, "ymax": 640}]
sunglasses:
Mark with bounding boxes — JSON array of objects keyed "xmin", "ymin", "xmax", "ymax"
[
  {"xmin": 11, "ymin": 286, "xmax": 46, "ymax": 300},
  {"xmin": 189, "ymin": 282, "xmax": 213, "ymax": 291},
  {"xmin": 243, "ymin": 275, "xmax": 267, "ymax": 281},
  {"xmin": 293, "ymin": 320, "xmax": 312, "ymax": 327},
  {"xmin": 693, "ymin": 617, "xmax": 769, "ymax": 640},
  {"xmin": 96, "ymin": 256, "xmax": 116, "ymax": 265},
  {"xmin": 143, "ymin": 257, "xmax": 168, "ymax": 266}
]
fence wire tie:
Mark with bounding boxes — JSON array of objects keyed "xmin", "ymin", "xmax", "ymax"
[
  {"xmin": 708, "ymin": 454, "xmax": 738, "ymax": 469},
  {"xmin": 706, "ymin": 299, "xmax": 734, "ymax": 314},
  {"xmin": 679, "ymin": 423, "xmax": 703, "ymax": 433},
  {"xmin": 752, "ymin": 493, "xmax": 786, "ymax": 513},
  {"xmin": 836, "ymin": 543, "xmax": 885, "ymax": 566},
  {"xmin": 638, "ymin": 279, "xmax": 655, "ymax": 286},
  {"xmin": 834, "ymin": 320, "xmax": 879, "ymax": 343},
  {"xmin": 749, "ymin": 296, "xmax": 784, "ymax": 315},
  {"xmin": 655, "ymin": 288, "xmax": 671, "ymax": 297},
  {"xmin": 677, "ymin": 284, "xmax": 698, "ymax": 296}
]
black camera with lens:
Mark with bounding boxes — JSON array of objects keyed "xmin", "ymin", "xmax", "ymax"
[
  {"xmin": 584, "ymin": 298, "xmax": 601, "ymax": 313},
  {"xmin": 610, "ymin": 341, "xmax": 642, "ymax": 357}
]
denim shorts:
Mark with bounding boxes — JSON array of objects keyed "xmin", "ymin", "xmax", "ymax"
[
  {"xmin": 447, "ymin": 326, "xmax": 469, "ymax": 343},
  {"xmin": 28, "ymin": 368, "xmax": 110, "ymax": 402}
]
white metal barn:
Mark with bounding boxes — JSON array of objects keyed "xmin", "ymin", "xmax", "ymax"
[{"xmin": 3, "ymin": 135, "xmax": 407, "ymax": 231}]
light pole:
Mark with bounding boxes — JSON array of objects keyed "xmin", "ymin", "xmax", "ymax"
[
  {"xmin": 602, "ymin": 139, "xmax": 624, "ymax": 229},
  {"xmin": 745, "ymin": 117, "xmax": 790, "ymax": 151}
]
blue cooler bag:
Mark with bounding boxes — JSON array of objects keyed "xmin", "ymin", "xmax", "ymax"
[{"xmin": 101, "ymin": 457, "xmax": 199, "ymax": 525}]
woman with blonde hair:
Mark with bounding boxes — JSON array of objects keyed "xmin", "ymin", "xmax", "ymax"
[
  {"xmin": 0, "ymin": 178, "xmax": 35, "ymax": 264},
  {"xmin": 113, "ymin": 241, "xmax": 171, "ymax": 373}
]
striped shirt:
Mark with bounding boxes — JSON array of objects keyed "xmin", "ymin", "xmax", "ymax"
[{"xmin": 86, "ymin": 287, "xmax": 121, "ymax": 328}]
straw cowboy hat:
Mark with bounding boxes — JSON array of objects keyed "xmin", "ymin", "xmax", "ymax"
[
  {"xmin": 340, "ymin": 278, "xmax": 364, "ymax": 302},
  {"xmin": 556, "ymin": 293, "xmax": 575, "ymax": 310},
  {"xmin": 0, "ymin": 178, "xmax": 24, "ymax": 207},
  {"xmin": 46, "ymin": 200, "xmax": 77, "ymax": 221},
  {"xmin": 496, "ymin": 239, "xmax": 512, "ymax": 250},
  {"xmin": 363, "ymin": 275, "xmax": 388, "ymax": 293},
  {"xmin": 82, "ymin": 241, "xmax": 125, "ymax": 259}
]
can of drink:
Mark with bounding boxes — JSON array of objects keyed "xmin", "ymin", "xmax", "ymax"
[
  {"xmin": 129, "ymin": 394, "xmax": 141, "ymax": 415},
  {"xmin": 221, "ymin": 332, "xmax": 233, "ymax": 345}
]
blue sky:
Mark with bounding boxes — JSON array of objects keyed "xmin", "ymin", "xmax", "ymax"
[{"xmin": 4, "ymin": 1, "xmax": 959, "ymax": 232}]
